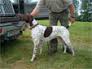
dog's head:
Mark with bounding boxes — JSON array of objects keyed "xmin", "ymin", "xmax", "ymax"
[{"xmin": 17, "ymin": 14, "xmax": 34, "ymax": 26}]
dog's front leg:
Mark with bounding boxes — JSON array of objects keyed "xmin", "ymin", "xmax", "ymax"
[
  {"xmin": 38, "ymin": 40, "xmax": 43, "ymax": 55},
  {"xmin": 39, "ymin": 43, "xmax": 43, "ymax": 55},
  {"xmin": 31, "ymin": 44, "xmax": 38, "ymax": 62},
  {"xmin": 31, "ymin": 39, "xmax": 40, "ymax": 62}
]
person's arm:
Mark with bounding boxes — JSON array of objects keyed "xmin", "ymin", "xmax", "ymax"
[
  {"xmin": 69, "ymin": 4, "xmax": 75, "ymax": 18},
  {"xmin": 69, "ymin": 4, "xmax": 75, "ymax": 23},
  {"xmin": 30, "ymin": 0, "xmax": 44, "ymax": 16},
  {"xmin": 30, "ymin": 7, "xmax": 39, "ymax": 16}
]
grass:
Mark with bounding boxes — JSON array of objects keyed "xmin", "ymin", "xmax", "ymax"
[{"xmin": 1, "ymin": 20, "xmax": 92, "ymax": 69}]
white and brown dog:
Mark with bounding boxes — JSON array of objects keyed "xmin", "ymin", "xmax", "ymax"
[{"xmin": 18, "ymin": 14, "xmax": 75, "ymax": 62}]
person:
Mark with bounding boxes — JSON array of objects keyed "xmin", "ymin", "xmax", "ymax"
[{"xmin": 30, "ymin": 0, "xmax": 75, "ymax": 54}]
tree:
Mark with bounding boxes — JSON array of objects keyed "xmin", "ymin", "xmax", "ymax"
[
  {"xmin": 81, "ymin": 0, "xmax": 92, "ymax": 21},
  {"xmin": 73, "ymin": 0, "xmax": 79, "ymax": 17}
]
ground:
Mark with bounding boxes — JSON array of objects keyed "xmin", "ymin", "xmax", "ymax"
[{"xmin": 1, "ymin": 20, "xmax": 92, "ymax": 69}]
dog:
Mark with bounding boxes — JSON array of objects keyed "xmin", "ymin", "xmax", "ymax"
[{"xmin": 18, "ymin": 14, "xmax": 75, "ymax": 62}]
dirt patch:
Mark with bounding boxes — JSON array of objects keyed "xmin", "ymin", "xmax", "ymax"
[{"xmin": 10, "ymin": 59, "xmax": 31, "ymax": 69}]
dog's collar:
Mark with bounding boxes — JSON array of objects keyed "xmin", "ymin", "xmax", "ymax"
[{"xmin": 30, "ymin": 23, "xmax": 39, "ymax": 29}]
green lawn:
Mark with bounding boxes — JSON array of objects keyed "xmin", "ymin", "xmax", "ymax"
[{"xmin": 1, "ymin": 20, "xmax": 92, "ymax": 69}]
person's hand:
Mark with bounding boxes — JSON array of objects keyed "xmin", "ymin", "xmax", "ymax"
[{"xmin": 69, "ymin": 16, "xmax": 75, "ymax": 23}]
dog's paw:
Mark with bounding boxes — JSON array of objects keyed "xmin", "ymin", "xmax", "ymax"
[
  {"xmin": 72, "ymin": 51, "xmax": 75, "ymax": 56},
  {"xmin": 63, "ymin": 50, "xmax": 66, "ymax": 54},
  {"xmin": 30, "ymin": 59, "xmax": 34, "ymax": 62}
]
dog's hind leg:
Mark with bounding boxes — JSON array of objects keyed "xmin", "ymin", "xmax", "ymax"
[
  {"xmin": 58, "ymin": 37, "xmax": 67, "ymax": 53},
  {"xmin": 63, "ymin": 43, "xmax": 67, "ymax": 54},
  {"xmin": 63, "ymin": 38, "xmax": 74, "ymax": 56},
  {"xmin": 61, "ymin": 34, "xmax": 75, "ymax": 56}
]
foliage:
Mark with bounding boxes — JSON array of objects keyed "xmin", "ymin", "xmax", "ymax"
[
  {"xmin": 73, "ymin": 0, "xmax": 92, "ymax": 22},
  {"xmin": 73, "ymin": 0, "xmax": 79, "ymax": 16},
  {"xmin": 78, "ymin": 0, "xmax": 92, "ymax": 22}
]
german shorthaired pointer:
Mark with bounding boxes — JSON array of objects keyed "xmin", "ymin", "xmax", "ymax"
[{"xmin": 18, "ymin": 14, "xmax": 75, "ymax": 62}]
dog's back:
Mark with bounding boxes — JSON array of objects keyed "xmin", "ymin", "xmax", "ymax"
[{"xmin": 43, "ymin": 26, "xmax": 69, "ymax": 41}]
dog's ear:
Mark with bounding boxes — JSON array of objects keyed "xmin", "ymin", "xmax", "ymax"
[
  {"xmin": 23, "ymin": 14, "xmax": 30, "ymax": 23},
  {"xmin": 17, "ymin": 13, "xmax": 29, "ymax": 22},
  {"xmin": 26, "ymin": 14, "xmax": 33, "ymax": 21},
  {"xmin": 23, "ymin": 14, "xmax": 34, "ymax": 26},
  {"xmin": 28, "ymin": 15, "xmax": 34, "ymax": 26}
]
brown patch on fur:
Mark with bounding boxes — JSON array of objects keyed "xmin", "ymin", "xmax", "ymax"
[
  {"xmin": 44, "ymin": 27, "xmax": 53, "ymax": 37},
  {"xmin": 17, "ymin": 14, "xmax": 34, "ymax": 26},
  {"xmin": 17, "ymin": 14, "xmax": 33, "ymax": 24}
]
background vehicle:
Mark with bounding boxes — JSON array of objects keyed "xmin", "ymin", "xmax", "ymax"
[
  {"xmin": 10, "ymin": 0, "xmax": 49, "ymax": 18},
  {"xmin": 0, "ymin": 0, "xmax": 26, "ymax": 42}
]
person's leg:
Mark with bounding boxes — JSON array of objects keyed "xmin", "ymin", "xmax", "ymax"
[
  {"xmin": 59, "ymin": 9, "xmax": 69, "ymax": 28},
  {"xmin": 48, "ymin": 13, "xmax": 59, "ymax": 54}
]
